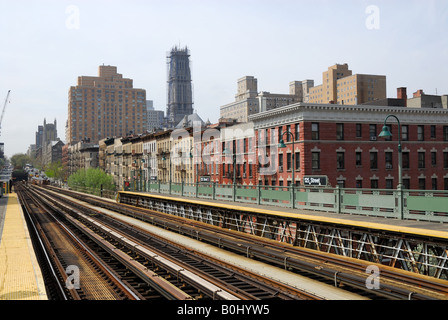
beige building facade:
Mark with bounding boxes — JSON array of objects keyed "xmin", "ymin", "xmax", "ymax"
[
  {"xmin": 67, "ymin": 65, "xmax": 147, "ymax": 145},
  {"xmin": 220, "ymin": 64, "xmax": 386, "ymax": 122},
  {"xmin": 220, "ymin": 76, "xmax": 302, "ymax": 122},
  {"xmin": 308, "ymin": 64, "xmax": 386, "ymax": 105}
]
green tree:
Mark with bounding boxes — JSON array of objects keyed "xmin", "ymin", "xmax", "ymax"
[
  {"xmin": 45, "ymin": 161, "xmax": 65, "ymax": 182},
  {"xmin": 10, "ymin": 153, "xmax": 32, "ymax": 169},
  {"xmin": 68, "ymin": 168, "xmax": 115, "ymax": 191}
]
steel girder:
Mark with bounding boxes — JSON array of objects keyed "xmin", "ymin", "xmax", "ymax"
[{"xmin": 121, "ymin": 194, "xmax": 448, "ymax": 279}]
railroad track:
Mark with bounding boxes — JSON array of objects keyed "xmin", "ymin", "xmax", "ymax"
[
  {"xmin": 18, "ymin": 186, "xmax": 142, "ymax": 300},
  {"xmin": 18, "ymin": 183, "xmax": 322, "ymax": 300},
  {"xmin": 40, "ymin": 185, "xmax": 448, "ymax": 300}
]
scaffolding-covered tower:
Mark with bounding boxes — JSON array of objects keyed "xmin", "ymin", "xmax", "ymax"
[{"xmin": 166, "ymin": 46, "xmax": 194, "ymax": 127}]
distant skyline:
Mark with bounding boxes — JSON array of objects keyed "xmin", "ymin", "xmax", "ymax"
[{"xmin": 0, "ymin": 0, "xmax": 447, "ymax": 158}]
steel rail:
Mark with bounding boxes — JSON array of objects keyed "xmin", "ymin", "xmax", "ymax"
[
  {"xmin": 34, "ymin": 185, "xmax": 323, "ymax": 300},
  {"xmin": 17, "ymin": 190, "xmax": 72, "ymax": 300},
  {"xmin": 22, "ymin": 186, "xmax": 193, "ymax": 300},
  {"xmin": 18, "ymin": 186, "xmax": 143, "ymax": 300},
  {"xmin": 26, "ymin": 185, "xmax": 246, "ymax": 300},
  {"xmin": 43, "ymin": 185, "xmax": 448, "ymax": 300}
]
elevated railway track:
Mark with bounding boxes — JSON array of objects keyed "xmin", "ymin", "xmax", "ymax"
[
  {"xmin": 19, "ymin": 183, "xmax": 357, "ymax": 300},
  {"xmin": 22, "ymin": 184, "xmax": 448, "ymax": 300}
]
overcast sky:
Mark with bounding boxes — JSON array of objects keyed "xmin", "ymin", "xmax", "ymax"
[{"xmin": 0, "ymin": 0, "xmax": 447, "ymax": 158}]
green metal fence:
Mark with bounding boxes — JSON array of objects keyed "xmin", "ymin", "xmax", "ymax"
[
  {"xmin": 69, "ymin": 181, "xmax": 448, "ymax": 223},
  {"xmin": 137, "ymin": 182, "xmax": 448, "ymax": 223}
]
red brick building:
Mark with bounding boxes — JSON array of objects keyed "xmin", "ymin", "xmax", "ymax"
[{"xmin": 198, "ymin": 103, "xmax": 448, "ymax": 190}]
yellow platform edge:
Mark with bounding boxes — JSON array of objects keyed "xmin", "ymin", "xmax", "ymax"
[{"xmin": 0, "ymin": 193, "xmax": 48, "ymax": 300}]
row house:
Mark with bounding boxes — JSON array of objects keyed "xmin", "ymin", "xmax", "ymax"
[
  {"xmin": 100, "ymin": 102, "xmax": 448, "ymax": 191},
  {"xmin": 67, "ymin": 140, "xmax": 99, "ymax": 176},
  {"xmin": 100, "ymin": 128, "xmax": 196, "ymax": 190}
]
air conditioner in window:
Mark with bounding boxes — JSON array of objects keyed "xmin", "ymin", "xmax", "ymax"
[{"xmin": 370, "ymin": 136, "xmax": 377, "ymax": 141}]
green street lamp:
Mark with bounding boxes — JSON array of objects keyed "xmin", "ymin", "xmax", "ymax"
[
  {"xmin": 379, "ymin": 115, "xmax": 402, "ymax": 190},
  {"xmin": 278, "ymin": 131, "xmax": 296, "ymax": 186}
]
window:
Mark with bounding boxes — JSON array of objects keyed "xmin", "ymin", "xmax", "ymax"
[
  {"xmin": 444, "ymin": 152, "xmax": 448, "ymax": 168},
  {"xmin": 432, "ymin": 178, "xmax": 438, "ymax": 190},
  {"xmin": 336, "ymin": 123, "xmax": 344, "ymax": 140},
  {"xmin": 287, "ymin": 153, "xmax": 292, "ymax": 171},
  {"xmin": 356, "ymin": 180, "xmax": 363, "ymax": 188},
  {"xmin": 279, "ymin": 154, "xmax": 283, "ymax": 171},
  {"xmin": 403, "ymin": 152, "xmax": 410, "ymax": 169},
  {"xmin": 402, "ymin": 125, "xmax": 409, "ymax": 141},
  {"xmin": 337, "ymin": 152, "xmax": 345, "ymax": 169},
  {"xmin": 444, "ymin": 126, "xmax": 448, "ymax": 141},
  {"xmin": 295, "ymin": 152, "xmax": 300, "ymax": 170},
  {"xmin": 278, "ymin": 126, "xmax": 283, "ymax": 143},
  {"xmin": 403, "ymin": 178, "xmax": 410, "ymax": 190},
  {"xmin": 385, "ymin": 152, "xmax": 393, "ymax": 169},
  {"xmin": 431, "ymin": 152, "xmax": 437, "ymax": 166},
  {"xmin": 418, "ymin": 125, "xmax": 424, "ymax": 141},
  {"xmin": 312, "ymin": 152, "xmax": 320, "ymax": 169},
  {"xmin": 418, "ymin": 152, "xmax": 425, "ymax": 168},
  {"xmin": 386, "ymin": 179, "xmax": 394, "ymax": 189},
  {"xmin": 370, "ymin": 179, "xmax": 378, "ymax": 189},
  {"xmin": 286, "ymin": 125, "xmax": 291, "ymax": 142},
  {"xmin": 356, "ymin": 124, "xmax": 362, "ymax": 138},
  {"xmin": 369, "ymin": 124, "xmax": 377, "ymax": 139},
  {"xmin": 295, "ymin": 123, "xmax": 300, "ymax": 140},
  {"xmin": 370, "ymin": 152, "xmax": 378, "ymax": 169},
  {"xmin": 419, "ymin": 178, "xmax": 426, "ymax": 190},
  {"xmin": 312, "ymin": 123, "xmax": 319, "ymax": 140},
  {"xmin": 431, "ymin": 125, "xmax": 436, "ymax": 139},
  {"xmin": 356, "ymin": 152, "xmax": 362, "ymax": 166}
]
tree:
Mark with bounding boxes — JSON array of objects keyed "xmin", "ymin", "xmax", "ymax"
[
  {"xmin": 10, "ymin": 153, "xmax": 32, "ymax": 169},
  {"xmin": 67, "ymin": 168, "xmax": 115, "ymax": 191},
  {"xmin": 45, "ymin": 161, "xmax": 65, "ymax": 182}
]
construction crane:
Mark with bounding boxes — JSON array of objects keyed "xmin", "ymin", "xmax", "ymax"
[{"xmin": 0, "ymin": 90, "xmax": 11, "ymax": 137}]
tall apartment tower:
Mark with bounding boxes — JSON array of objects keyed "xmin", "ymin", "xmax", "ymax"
[
  {"xmin": 67, "ymin": 65, "xmax": 147, "ymax": 145},
  {"xmin": 166, "ymin": 46, "xmax": 194, "ymax": 127},
  {"xmin": 308, "ymin": 64, "xmax": 386, "ymax": 105}
]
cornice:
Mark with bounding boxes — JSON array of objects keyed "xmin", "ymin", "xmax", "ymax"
[{"xmin": 249, "ymin": 103, "xmax": 448, "ymax": 128}]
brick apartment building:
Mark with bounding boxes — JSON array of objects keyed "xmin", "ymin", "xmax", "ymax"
[
  {"xmin": 246, "ymin": 103, "xmax": 448, "ymax": 190},
  {"xmin": 67, "ymin": 65, "xmax": 147, "ymax": 145},
  {"xmin": 199, "ymin": 101, "xmax": 448, "ymax": 190},
  {"xmin": 101, "ymin": 100, "xmax": 448, "ymax": 191}
]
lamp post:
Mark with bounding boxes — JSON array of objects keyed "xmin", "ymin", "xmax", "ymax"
[
  {"xmin": 189, "ymin": 146, "xmax": 193, "ymax": 185},
  {"xmin": 378, "ymin": 115, "xmax": 402, "ymax": 189},
  {"xmin": 278, "ymin": 130, "xmax": 296, "ymax": 186},
  {"xmin": 141, "ymin": 158, "xmax": 145, "ymax": 192},
  {"xmin": 379, "ymin": 114, "xmax": 403, "ymax": 220}
]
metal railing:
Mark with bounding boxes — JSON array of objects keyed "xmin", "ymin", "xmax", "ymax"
[
  {"xmin": 66, "ymin": 181, "xmax": 448, "ymax": 223},
  {"xmin": 142, "ymin": 182, "xmax": 448, "ymax": 223}
]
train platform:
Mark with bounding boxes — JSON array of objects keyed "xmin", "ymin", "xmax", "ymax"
[
  {"xmin": 121, "ymin": 191, "xmax": 448, "ymax": 239},
  {"xmin": 0, "ymin": 193, "xmax": 47, "ymax": 300}
]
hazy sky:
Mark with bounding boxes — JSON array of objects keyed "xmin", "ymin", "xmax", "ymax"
[{"xmin": 0, "ymin": 0, "xmax": 447, "ymax": 158}]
